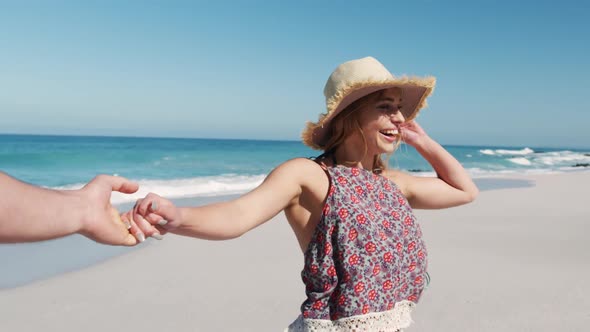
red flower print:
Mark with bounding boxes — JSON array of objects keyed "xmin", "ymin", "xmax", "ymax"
[
  {"xmin": 408, "ymin": 294, "xmax": 418, "ymax": 302},
  {"xmin": 368, "ymin": 289, "xmax": 377, "ymax": 301},
  {"xmin": 349, "ymin": 254, "xmax": 360, "ymax": 265},
  {"xmin": 350, "ymin": 194, "xmax": 359, "ymax": 204},
  {"xmin": 382, "ymin": 220, "xmax": 391, "ymax": 228},
  {"xmin": 354, "ymin": 281, "xmax": 365, "ymax": 294},
  {"xmin": 404, "ymin": 216, "xmax": 413, "ymax": 226},
  {"xmin": 322, "ymin": 204, "xmax": 331, "ymax": 216},
  {"xmin": 408, "ymin": 261, "xmax": 416, "ymax": 272},
  {"xmin": 379, "ymin": 191, "xmax": 384, "ymax": 200},
  {"xmin": 303, "ymin": 311, "xmax": 311, "ymax": 318},
  {"xmin": 310, "ymin": 264, "xmax": 319, "ymax": 274},
  {"xmin": 384, "ymin": 252, "xmax": 393, "ymax": 263},
  {"xmin": 387, "ymin": 302, "xmax": 394, "ymax": 310},
  {"xmin": 414, "ymin": 276, "xmax": 424, "ymax": 285},
  {"xmin": 372, "ymin": 265, "xmax": 381, "ymax": 275},
  {"xmin": 384, "ymin": 182, "xmax": 392, "ymax": 191},
  {"xmin": 356, "ymin": 214, "xmax": 367, "ymax": 224},
  {"xmin": 401, "ymin": 283, "xmax": 408, "ymax": 292},
  {"xmin": 351, "ymin": 168, "xmax": 360, "ymax": 176},
  {"xmin": 343, "ymin": 272, "xmax": 351, "ymax": 283},
  {"xmin": 324, "ymin": 242, "xmax": 332, "ymax": 255},
  {"xmin": 382, "ymin": 280, "xmax": 393, "ymax": 290},
  {"xmin": 379, "ymin": 231, "xmax": 387, "ymax": 240},
  {"xmin": 366, "ymin": 183, "xmax": 374, "ymax": 191},
  {"xmin": 323, "ymin": 282, "xmax": 331, "ymax": 292},
  {"xmin": 362, "ymin": 304, "xmax": 370, "ymax": 314},
  {"xmin": 365, "ymin": 242, "xmax": 377, "ymax": 253},
  {"xmin": 312, "ymin": 300, "xmax": 323, "ymax": 310},
  {"xmin": 418, "ymin": 250, "xmax": 425, "ymax": 259},
  {"xmin": 396, "ymin": 242, "xmax": 403, "ymax": 253},
  {"xmin": 403, "ymin": 228, "xmax": 409, "ymax": 237},
  {"xmin": 368, "ymin": 211, "xmax": 375, "ymax": 220},
  {"xmin": 397, "ymin": 196, "xmax": 405, "ymax": 205},
  {"xmin": 338, "ymin": 294, "xmax": 346, "ymax": 306},
  {"xmin": 337, "ymin": 176, "xmax": 348, "ymax": 185},
  {"xmin": 407, "ymin": 241, "xmax": 416, "ymax": 252},
  {"xmin": 329, "ymin": 185, "xmax": 335, "ymax": 195},
  {"xmin": 328, "ymin": 225, "xmax": 335, "ymax": 236},
  {"xmin": 391, "ymin": 211, "xmax": 400, "ymax": 220},
  {"xmin": 338, "ymin": 208, "xmax": 349, "ymax": 218},
  {"xmin": 348, "ymin": 228, "xmax": 358, "ymax": 241},
  {"xmin": 327, "ymin": 265, "xmax": 336, "ymax": 277},
  {"xmin": 355, "ymin": 185, "xmax": 364, "ymax": 195},
  {"xmin": 317, "ymin": 233, "xmax": 324, "ymax": 243},
  {"xmin": 374, "ymin": 202, "xmax": 382, "ymax": 210}
]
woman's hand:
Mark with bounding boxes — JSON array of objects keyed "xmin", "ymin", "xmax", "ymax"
[
  {"xmin": 121, "ymin": 193, "xmax": 182, "ymax": 242},
  {"xmin": 399, "ymin": 120, "xmax": 429, "ymax": 147}
]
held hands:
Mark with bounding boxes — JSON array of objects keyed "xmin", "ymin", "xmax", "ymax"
[{"xmin": 121, "ymin": 193, "xmax": 182, "ymax": 243}]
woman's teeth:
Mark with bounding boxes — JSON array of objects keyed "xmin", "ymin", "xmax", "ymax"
[{"xmin": 380, "ymin": 129, "xmax": 399, "ymax": 136}]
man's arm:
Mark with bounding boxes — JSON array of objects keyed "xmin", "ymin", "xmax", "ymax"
[{"xmin": 0, "ymin": 172, "xmax": 140, "ymax": 245}]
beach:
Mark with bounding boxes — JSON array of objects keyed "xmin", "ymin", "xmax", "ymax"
[{"xmin": 0, "ymin": 172, "xmax": 589, "ymax": 331}]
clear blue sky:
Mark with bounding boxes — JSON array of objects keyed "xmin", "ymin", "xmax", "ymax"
[{"xmin": 1, "ymin": 1, "xmax": 588, "ymax": 148}]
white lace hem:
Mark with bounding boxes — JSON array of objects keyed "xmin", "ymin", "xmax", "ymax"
[{"xmin": 284, "ymin": 300, "xmax": 415, "ymax": 332}]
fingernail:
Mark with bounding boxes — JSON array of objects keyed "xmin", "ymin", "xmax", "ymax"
[
  {"xmin": 157, "ymin": 219, "xmax": 168, "ymax": 226},
  {"xmin": 151, "ymin": 233, "xmax": 164, "ymax": 240},
  {"xmin": 123, "ymin": 221, "xmax": 131, "ymax": 229},
  {"xmin": 136, "ymin": 232, "xmax": 146, "ymax": 243},
  {"xmin": 151, "ymin": 202, "xmax": 158, "ymax": 211}
]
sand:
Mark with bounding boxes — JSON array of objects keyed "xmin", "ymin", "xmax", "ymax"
[{"xmin": 0, "ymin": 172, "xmax": 588, "ymax": 331}]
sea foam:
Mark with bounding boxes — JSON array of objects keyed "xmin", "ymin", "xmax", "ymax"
[{"xmin": 53, "ymin": 174, "xmax": 267, "ymax": 204}]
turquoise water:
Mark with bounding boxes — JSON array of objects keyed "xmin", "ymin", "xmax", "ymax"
[{"xmin": 1, "ymin": 134, "xmax": 588, "ymax": 204}]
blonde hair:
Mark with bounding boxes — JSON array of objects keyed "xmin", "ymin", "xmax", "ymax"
[{"xmin": 321, "ymin": 89, "xmax": 402, "ymax": 173}]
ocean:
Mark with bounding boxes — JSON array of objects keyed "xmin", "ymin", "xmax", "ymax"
[
  {"xmin": 1, "ymin": 134, "xmax": 589, "ymax": 288},
  {"xmin": 1, "ymin": 134, "xmax": 589, "ymax": 204}
]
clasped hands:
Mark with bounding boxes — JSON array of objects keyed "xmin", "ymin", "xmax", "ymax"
[
  {"xmin": 77, "ymin": 175, "xmax": 179, "ymax": 246},
  {"xmin": 120, "ymin": 193, "xmax": 180, "ymax": 244}
]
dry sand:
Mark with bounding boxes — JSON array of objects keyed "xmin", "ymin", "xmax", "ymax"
[{"xmin": 1, "ymin": 172, "xmax": 589, "ymax": 331}]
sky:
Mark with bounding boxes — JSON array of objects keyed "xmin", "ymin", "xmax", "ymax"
[{"xmin": 0, "ymin": 0, "xmax": 588, "ymax": 148}]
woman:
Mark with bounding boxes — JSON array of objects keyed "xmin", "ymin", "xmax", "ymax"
[{"xmin": 123, "ymin": 57, "xmax": 478, "ymax": 331}]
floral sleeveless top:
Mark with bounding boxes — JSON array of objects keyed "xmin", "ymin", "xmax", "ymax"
[{"xmin": 286, "ymin": 164, "xmax": 429, "ymax": 332}]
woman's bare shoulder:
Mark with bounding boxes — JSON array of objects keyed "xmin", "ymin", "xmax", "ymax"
[
  {"xmin": 383, "ymin": 168, "xmax": 413, "ymax": 196},
  {"xmin": 277, "ymin": 157, "xmax": 327, "ymax": 178}
]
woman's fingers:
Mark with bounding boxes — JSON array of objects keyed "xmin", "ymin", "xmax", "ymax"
[
  {"xmin": 137, "ymin": 193, "xmax": 176, "ymax": 225},
  {"xmin": 133, "ymin": 199, "xmax": 164, "ymax": 240},
  {"xmin": 143, "ymin": 212, "xmax": 168, "ymax": 228}
]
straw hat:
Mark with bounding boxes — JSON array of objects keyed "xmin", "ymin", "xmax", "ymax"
[{"xmin": 302, "ymin": 57, "xmax": 436, "ymax": 150}]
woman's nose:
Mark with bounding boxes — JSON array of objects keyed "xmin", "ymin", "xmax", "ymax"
[{"xmin": 389, "ymin": 107, "xmax": 405, "ymax": 123}]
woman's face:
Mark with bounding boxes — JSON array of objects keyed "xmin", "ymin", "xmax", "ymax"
[{"xmin": 355, "ymin": 87, "xmax": 405, "ymax": 154}]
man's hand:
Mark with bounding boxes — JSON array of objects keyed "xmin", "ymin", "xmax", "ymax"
[{"xmin": 77, "ymin": 175, "xmax": 141, "ymax": 246}]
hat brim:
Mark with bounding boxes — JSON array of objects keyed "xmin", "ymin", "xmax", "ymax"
[{"xmin": 302, "ymin": 77, "xmax": 436, "ymax": 150}]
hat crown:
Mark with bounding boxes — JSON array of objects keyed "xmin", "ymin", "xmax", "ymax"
[{"xmin": 323, "ymin": 57, "xmax": 395, "ymax": 102}]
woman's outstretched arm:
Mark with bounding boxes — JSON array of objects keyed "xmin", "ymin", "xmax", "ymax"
[{"xmin": 127, "ymin": 158, "xmax": 312, "ymax": 240}]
